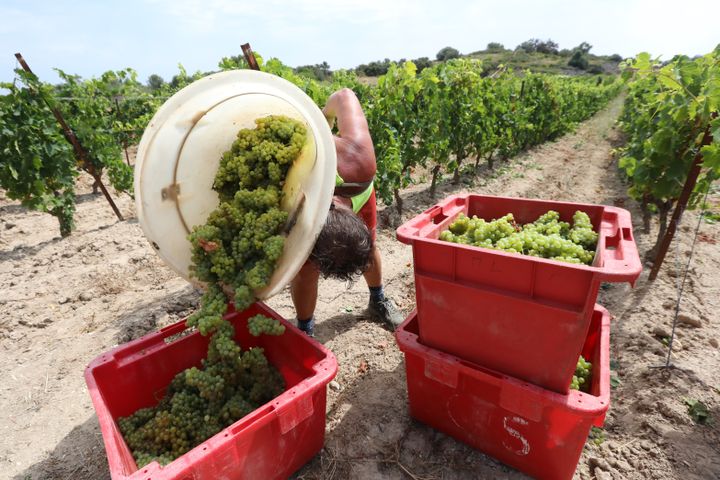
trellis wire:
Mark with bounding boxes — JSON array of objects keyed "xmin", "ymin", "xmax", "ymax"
[{"xmin": 653, "ymin": 182, "xmax": 713, "ymax": 369}]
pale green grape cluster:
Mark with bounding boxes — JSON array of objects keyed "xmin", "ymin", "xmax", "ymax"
[
  {"xmin": 119, "ymin": 116, "xmax": 303, "ymax": 468},
  {"xmin": 189, "ymin": 115, "xmax": 307, "ymax": 318},
  {"xmin": 570, "ymin": 355, "xmax": 592, "ymax": 391},
  {"xmin": 185, "ymin": 284, "xmax": 227, "ymax": 336},
  {"xmin": 569, "ymin": 211, "xmax": 599, "ymax": 250},
  {"xmin": 118, "ymin": 341, "xmax": 285, "ymax": 467},
  {"xmin": 439, "ymin": 209, "xmax": 598, "ymax": 265},
  {"xmin": 247, "ymin": 314, "xmax": 286, "ymax": 337}
]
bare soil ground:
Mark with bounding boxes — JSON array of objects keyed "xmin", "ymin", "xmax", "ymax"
[{"xmin": 1, "ymin": 95, "xmax": 719, "ymax": 480}]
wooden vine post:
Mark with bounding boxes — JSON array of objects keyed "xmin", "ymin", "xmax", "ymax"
[
  {"xmin": 14, "ymin": 53, "xmax": 124, "ymax": 221},
  {"xmin": 648, "ymin": 119, "xmax": 715, "ymax": 281},
  {"xmin": 241, "ymin": 43, "xmax": 261, "ymax": 71}
]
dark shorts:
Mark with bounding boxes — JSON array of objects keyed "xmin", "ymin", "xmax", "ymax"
[{"xmin": 356, "ymin": 189, "xmax": 377, "ymax": 242}]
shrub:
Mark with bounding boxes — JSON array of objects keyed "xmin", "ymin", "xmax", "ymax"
[
  {"xmin": 568, "ymin": 51, "xmax": 589, "ymax": 70},
  {"xmin": 486, "ymin": 42, "xmax": 505, "ymax": 52},
  {"xmin": 413, "ymin": 57, "xmax": 432, "ymax": 72},
  {"xmin": 516, "ymin": 39, "xmax": 559, "ymax": 54},
  {"xmin": 147, "ymin": 74, "xmax": 165, "ymax": 90},
  {"xmin": 436, "ymin": 46, "xmax": 461, "ymax": 61}
]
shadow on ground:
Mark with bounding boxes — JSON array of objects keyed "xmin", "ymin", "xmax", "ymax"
[
  {"xmin": 293, "ymin": 363, "xmax": 530, "ymax": 480},
  {"xmin": 15, "ymin": 416, "xmax": 110, "ymax": 480}
]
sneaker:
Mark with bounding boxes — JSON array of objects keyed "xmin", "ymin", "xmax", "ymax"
[
  {"xmin": 297, "ymin": 318, "xmax": 315, "ymax": 337},
  {"xmin": 367, "ymin": 297, "xmax": 404, "ymax": 329}
]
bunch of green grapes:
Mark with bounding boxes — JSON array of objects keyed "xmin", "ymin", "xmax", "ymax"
[
  {"xmin": 189, "ymin": 115, "xmax": 306, "ymax": 319},
  {"xmin": 248, "ymin": 314, "xmax": 286, "ymax": 336},
  {"xmin": 118, "ymin": 341, "xmax": 286, "ymax": 467},
  {"xmin": 119, "ymin": 116, "xmax": 305, "ymax": 468},
  {"xmin": 570, "ymin": 355, "xmax": 592, "ymax": 392},
  {"xmin": 439, "ymin": 209, "xmax": 598, "ymax": 265},
  {"xmin": 569, "ymin": 211, "xmax": 599, "ymax": 250}
]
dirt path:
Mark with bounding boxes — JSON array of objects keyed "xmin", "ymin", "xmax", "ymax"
[{"xmin": 1, "ymin": 95, "xmax": 718, "ymax": 480}]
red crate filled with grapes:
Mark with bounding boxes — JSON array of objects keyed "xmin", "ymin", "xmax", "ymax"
[{"xmin": 396, "ymin": 194, "xmax": 640, "ymax": 393}]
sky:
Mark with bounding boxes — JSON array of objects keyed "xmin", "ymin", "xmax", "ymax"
[{"xmin": 1, "ymin": 0, "xmax": 719, "ymax": 85}]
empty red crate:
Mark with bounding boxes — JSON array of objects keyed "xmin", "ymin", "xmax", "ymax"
[
  {"xmin": 395, "ymin": 305, "xmax": 610, "ymax": 480},
  {"xmin": 396, "ymin": 194, "xmax": 639, "ymax": 393},
  {"xmin": 85, "ymin": 302, "xmax": 337, "ymax": 480}
]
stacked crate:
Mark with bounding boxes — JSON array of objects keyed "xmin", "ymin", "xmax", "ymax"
[{"xmin": 395, "ymin": 194, "xmax": 641, "ymax": 480}]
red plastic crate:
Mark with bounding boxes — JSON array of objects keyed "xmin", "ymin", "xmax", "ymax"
[
  {"xmin": 396, "ymin": 194, "xmax": 639, "ymax": 393},
  {"xmin": 395, "ymin": 305, "xmax": 610, "ymax": 480},
  {"xmin": 85, "ymin": 302, "xmax": 337, "ymax": 480}
]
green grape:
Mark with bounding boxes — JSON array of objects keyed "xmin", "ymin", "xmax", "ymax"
[
  {"xmin": 247, "ymin": 314, "xmax": 286, "ymax": 337},
  {"xmin": 119, "ymin": 116, "xmax": 301, "ymax": 467},
  {"xmin": 437, "ymin": 209, "xmax": 598, "ymax": 265},
  {"xmin": 570, "ymin": 355, "xmax": 592, "ymax": 392},
  {"xmin": 569, "ymin": 210, "xmax": 599, "ymax": 250},
  {"xmin": 438, "ymin": 230, "xmax": 456, "ymax": 242},
  {"xmin": 448, "ymin": 214, "xmax": 470, "ymax": 235},
  {"xmin": 534, "ymin": 210, "xmax": 560, "ymax": 225},
  {"xmin": 455, "ymin": 235, "xmax": 473, "ymax": 245}
]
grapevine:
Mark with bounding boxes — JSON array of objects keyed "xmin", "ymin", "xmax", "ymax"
[
  {"xmin": 1, "ymin": 52, "xmax": 620, "ymax": 230},
  {"xmin": 0, "ymin": 70, "xmax": 77, "ymax": 236},
  {"xmin": 119, "ymin": 115, "xmax": 306, "ymax": 467},
  {"xmin": 618, "ymin": 47, "xmax": 720, "ymax": 249},
  {"xmin": 438, "ymin": 210, "xmax": 598, "ymax": 265}
]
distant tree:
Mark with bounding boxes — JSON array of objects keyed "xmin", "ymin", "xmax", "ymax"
[
  {"xmin": 295, "ymin": 61, "xmax": 332, "ymax": 81},
  {"xmin": 575, "ymin": 42, "xmax": 593, "ymax": 54},
  {"xmin": 486, "ymin": 42, "xmax": 505, "ymax": 52},
  {"xmin": 356, "ymin": 58, "xmax": 392, "ymax": 76},
  {"xmin": 516, "ymin": 39, "xmax": 538, "ymax": 53},
  {"xmin": 568, "ymin": 51, "xmax": 589, "ymax": 70},
  {"xmin": 536, "ymin": 39, "xmax": 559, "ymax": 54},
  {"xmin": 413, "ymin": 57, "xmax": 432, "ymax": 72},
  {"xmin": 436, "ymin": 46, "xmax": 461, "ymax": 61},
  {"xmin": 147, "ymin": 74, "xmax": 165, "ymax": 90},
  {"xmin": 608, "ymin": 53, "xmax": 623, "ymax": 62},
  {"xmin": 588, "ymin": 64, "xmax": 604, "ymax": 74},
  {"xmin": 516, "ymin": 39, "xmax": 558, "ymax": 54}
]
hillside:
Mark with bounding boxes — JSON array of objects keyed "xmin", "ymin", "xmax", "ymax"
[
  {"xmin": 465, "ymin": 48, "xmax": 622, "ymax": 75},
  {"xmin": 351, "ymin": 44, "xmax": 623, "ymax": 79}
]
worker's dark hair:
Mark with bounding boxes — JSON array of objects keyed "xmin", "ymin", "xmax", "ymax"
[{"xmin": 310, "ymin": 206, "xmax": 373, "ymax": 281}]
